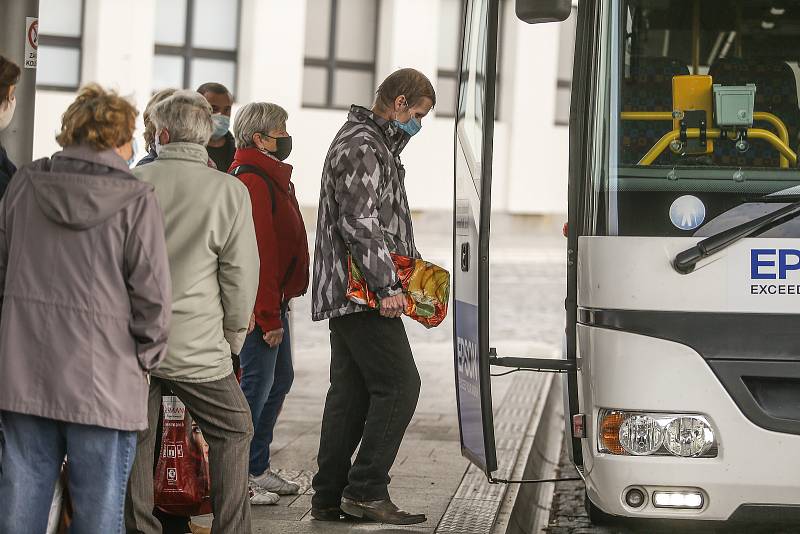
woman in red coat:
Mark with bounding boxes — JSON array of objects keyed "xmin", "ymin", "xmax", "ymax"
[{"xmin": 229, "ymin": 102, "xmax": 309, "ymax": 505}]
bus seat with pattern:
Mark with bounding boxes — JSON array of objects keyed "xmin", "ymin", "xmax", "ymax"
[{"xmin": 621, "ymin": 57, "xmax": 690, "ymax": 166}]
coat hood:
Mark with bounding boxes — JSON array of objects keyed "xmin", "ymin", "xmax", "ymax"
[{"xmin": 28, "ymin": 146, "xmax": 153, "ymax": 230}]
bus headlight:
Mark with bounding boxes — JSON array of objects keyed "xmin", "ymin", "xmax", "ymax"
[
  {"xmin": 598, "ymin": 410, "xmax": 717, "ymax": 458},
  {"xmin": 619, "ymin": 415, "xmax": 664, "ymax": 456},
  {"xmin": 664, "ymin": 417, "xmax": 715, "ymax": 457}
]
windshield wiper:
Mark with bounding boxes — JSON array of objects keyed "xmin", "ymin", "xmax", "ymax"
[
  {"xmin": 760, "ymin": 193, "xmax": 800, "ymax": 202},
  {"xmin": 674, "ymin": 198, "xmax": 800, "ymax": 274}
]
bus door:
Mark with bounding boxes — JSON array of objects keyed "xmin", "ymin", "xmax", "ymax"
[
  {"xmin": 453, "ymin": 0, "xmax": 500, "ymax": 475},
  {"xmin": 452, "ymin": 0, "xmax": 573, "ymax": 477}
]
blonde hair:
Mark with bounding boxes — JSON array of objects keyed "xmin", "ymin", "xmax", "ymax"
[
  {"xmin": 56, "ymin": 84, "xmax": 138, "ymax": 150},
  {"xmin": 143, "ymin": 88, "xmax": 178, "ymax": 151}
]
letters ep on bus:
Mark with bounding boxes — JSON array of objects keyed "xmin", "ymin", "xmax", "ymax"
[{"xmin": 750, "ymin": 249, "xmax": 800, "ymax": 280}]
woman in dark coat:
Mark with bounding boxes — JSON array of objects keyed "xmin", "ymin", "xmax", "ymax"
[{"xmin": 0, "ymin": 55, "xmax": 20, "ymax": 197}]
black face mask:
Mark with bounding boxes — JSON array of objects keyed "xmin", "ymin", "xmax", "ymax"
[{"xmin": 268, "ymin": 135, "xmax": 292, "ymax": 161}]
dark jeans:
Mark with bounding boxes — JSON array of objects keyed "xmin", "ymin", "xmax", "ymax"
[
  {"xmin": 0, "ymin": 411, "xmax": 137, "ymax": 534},
  {"xmin": 312, "ymin": 312, "xmax": 421, "ymax": 507},
  {"xmin": 239, "ymin": 314, "xmax": 294, "ymax": 476}
]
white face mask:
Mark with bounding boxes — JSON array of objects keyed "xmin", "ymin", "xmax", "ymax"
[{"xmin": 0, "ymin": 96, "xmax": 16, "ymax": 131}]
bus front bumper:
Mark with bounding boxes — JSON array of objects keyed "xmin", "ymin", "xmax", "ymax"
[{"xmin": 578, "ymin": 325, "xmax": 800, "ymax": 521}]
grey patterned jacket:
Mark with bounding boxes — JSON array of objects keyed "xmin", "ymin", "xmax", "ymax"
[{"xmin": 312, "ymin": 105, "xmax": 420, "ymax": 321}]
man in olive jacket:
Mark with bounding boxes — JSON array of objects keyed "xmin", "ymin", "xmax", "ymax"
[{"xmin": 125, "ymin": 91, "xmax": 260, "ymax": 534}]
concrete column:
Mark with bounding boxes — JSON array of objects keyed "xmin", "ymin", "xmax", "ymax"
[
  {"xmin": 376, "ymin": 0, "xmax": 438, "ymax": 86},
  {"xmin": 238, "ymin": 0, "xmax": 306, "ymax": 111},
  {"xmin": 0, "ymin": 0, "xmax": 40, "ymax": 166}
]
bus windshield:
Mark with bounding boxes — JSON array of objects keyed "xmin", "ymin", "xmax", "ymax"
[{"xmin": 593, "ymin": 0, "xmax": 800, "ymax": 237}]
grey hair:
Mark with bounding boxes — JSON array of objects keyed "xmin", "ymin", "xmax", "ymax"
[
  {"xmin": 150, "ymin": 89, "xmax": 213, "ymax": 145},
  {"xmin": 233, "ymin": 102, "xmax": 288, "ymax": 149}
]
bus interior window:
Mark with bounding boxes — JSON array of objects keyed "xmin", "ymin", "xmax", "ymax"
[{"xmin": 613, "ymin": 0, "xmax": 800, "ymax": 237}]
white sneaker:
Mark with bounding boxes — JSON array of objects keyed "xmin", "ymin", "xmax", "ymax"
[
  {"xmin": 250, "ymin": 469, "xmax": 301, "ymax": 496},
  {"xmin": 249, "ymin": 483, "xmax": 280, "ymax": 505}
]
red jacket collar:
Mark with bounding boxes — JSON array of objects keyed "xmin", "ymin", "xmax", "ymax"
[{"xmin": 231, "ymin": 148, "xmax": 293, "ymax": 191}]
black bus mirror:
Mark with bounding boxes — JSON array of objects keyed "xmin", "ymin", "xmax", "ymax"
[{"xmin": 516, "ymin": 0, "xmax": 572, "ymax": 23}]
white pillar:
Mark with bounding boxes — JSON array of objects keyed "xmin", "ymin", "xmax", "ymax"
[
  {"xmin": 238, "ymin": 0, "xmax": 306, "ymax": 111},
  {"xmin": 376, "ymin": 0, "xmax": 439, "ymax": 86}
]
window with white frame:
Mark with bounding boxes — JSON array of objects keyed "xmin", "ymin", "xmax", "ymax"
[
  {"xmin": 437, "ymin": 0, "xmax": 466, "ymax": 118},
  {"xmin": 153, "ymin": 0, "xmax": 240, "ymax": 94},
  {"xmin": 303, "ymin": 0, "xmax": 379, "ymax": 109},
  {"xmin": 554, "ymin": 5, "xmax": 578, "ymax": 126},
  {"xmin": 37, "ymin": 0, "xmax": 84, "ymax": 91}
]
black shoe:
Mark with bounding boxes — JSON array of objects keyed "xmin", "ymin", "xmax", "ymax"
[
  {"xmin": 310, "ymin": 506, "xmax": 359, "ymax": 522},
  {"xmin": 340, "ymin": 497, "xmax": 427, "ymax": 525}
]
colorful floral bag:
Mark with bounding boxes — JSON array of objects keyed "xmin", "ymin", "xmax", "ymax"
[{"xmin": 346, "ymin": 253, "xmax": 450, "ymax": 328}]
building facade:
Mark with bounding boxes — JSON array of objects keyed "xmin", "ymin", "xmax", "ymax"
[{"xmin": 30, "ymin": 0, "xmax": 575, "ymax": 214}]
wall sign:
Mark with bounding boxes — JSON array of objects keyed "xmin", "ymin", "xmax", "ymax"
[{"xmin": 25, "ymin": 17, "xmax": 38, "ymax": 69}]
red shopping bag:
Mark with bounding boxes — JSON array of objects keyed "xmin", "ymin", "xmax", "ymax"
[{"xmin": 154, "ymin": 396, "xmax": 212, "ymax": 516}]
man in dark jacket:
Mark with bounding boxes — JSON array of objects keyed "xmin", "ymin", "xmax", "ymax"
[
  {"xmin": 311, "ymin": 68, "xmax": 435, "ymax": 525},
  {"xmin": 198, "ymin": 82, "xmax": 236, "ymax": 172}
]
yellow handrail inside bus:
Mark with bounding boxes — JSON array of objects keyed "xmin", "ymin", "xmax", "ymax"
[
  {"xmin": 638, "ymin": 128, "xmax": 797, "ymax": 168},
  {"xmin": 754, "ymin": 112, "xmax": 791, "ymax": 161},
  {"xmin": 621, "ymin": 111, "xmax": 792, "ymax": 167}
]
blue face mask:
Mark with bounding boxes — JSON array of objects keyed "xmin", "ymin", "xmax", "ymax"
[
  {"xmin": 211, "ymin": 113, "xmax": 230, "ymax": 139},
  {"xmin": 126, "ymin": 138, "xmax": 138, "ymax": 167},
  {"xmin": 395, "ymin": 116, "xmax": 421, "ymax": 137}
]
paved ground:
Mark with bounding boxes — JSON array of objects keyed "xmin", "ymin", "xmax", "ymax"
[{"xmin": 245, "ymin": 214, "xmax": 568, "ymax": 533}]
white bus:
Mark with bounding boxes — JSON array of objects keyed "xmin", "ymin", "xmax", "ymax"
[{"xmin": 453, "ymin": 0, "xmax": 800, "ymax": 525}]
